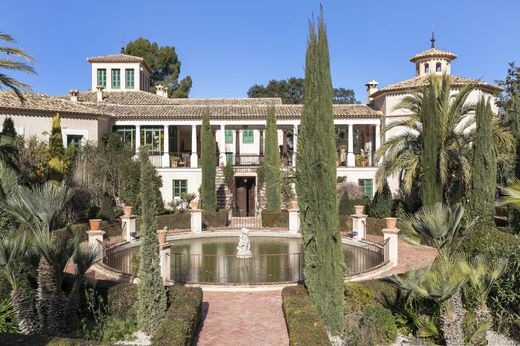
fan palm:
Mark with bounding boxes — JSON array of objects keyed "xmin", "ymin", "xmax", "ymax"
[
  {"xmin": 376, "ymin": 74, "xmax": 515, "ymax": 205},
  {"xmin": 0, "ymin": 33, "xmax": 35, "ymax": 102},
  {"xmin": 500, "ymin": 179, "xmax": 520, "ymax": 207}
]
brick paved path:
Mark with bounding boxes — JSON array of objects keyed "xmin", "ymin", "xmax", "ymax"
[{"xmin": 195, "ymin": 290, "xmax": 289, "ymax": 346}]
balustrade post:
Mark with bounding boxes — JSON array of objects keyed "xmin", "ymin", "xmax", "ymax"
[
  {"xmin": 351, "ymin": 205, "xmax": 367, "ymax": 240},
  {"xmin": 191, "ymin": 208, "xmax": 203, "ymax": 233},
  {"xmin": 347, "ymin": 124, "xmax": 355, "ymax": 167},
  {"xmin": 382, "ymin": 217, "xmax": 400, "ymax": 266},
  {"xmin": 288, "ymin": 205, "xmax": 300, "ymax": 233},
  {"xmin": 120, "ymin": 215, "xmax": 137, "ymax": 241},
  {"xmin": 87, "ymin": 229, "xmax": 105, "ymax": 259},
  {"xmin": 158, "ymin": 229, "xmax": 171, "ymax": 282}
]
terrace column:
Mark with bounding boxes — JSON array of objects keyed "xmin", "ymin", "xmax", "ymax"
[
  {"xmin": 162, "ymin": 125, "xmax": 170, "ymax": 167},
  {"xmin": 382, "ymin": 218, "xmax": 400, "ymax": 267},
  {"xmin": 235, "ymin": 129, "xmax": 240, "ymax": 163},
  {"xmin": 347, "ymin": 124, "xmax": 355, "ymax": 167},
  {"xmin": 135, "ymin": 124, "xmax": 141, "ymax": 154},
  {"xmin": 375, "ymin": 124, "xmax": 381, "ymax": 165},
  {"xmin": 190, "ymin": 124, "xmax": 198, "ymax": 168},
  {"xmin": 282, "ymin": 130, "xmax": 288, "ymax": 155},
  {"xmin": 219, "ymin": 124, "xmax": 226, "ymax": 166},
  {"xmin": 259, "ymin": 129, "xmax": 264, "ymax": 156},
  {"xmin": 292, "ymin": 124, "xmax": 298, "ymax": 167}
]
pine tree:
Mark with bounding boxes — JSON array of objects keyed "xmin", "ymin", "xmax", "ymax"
[
  {"xmin": 368, "ymin": 182, "xmax": 393, "ymax": 218},
  {"xmin": 48, "ymin": 113, "xmax": 65, "ymax": 183},
  {"xmin": 265, "ymin": 106, "xmax": 281, "ymax": 211},
  {"xmin": 296, "ymin": 12, "xmax": 344, "ymax": 334},
  {"xmin": 200, "ymin": 109, "xmax": 217, "ymax": 211},
  {"xmin": 468, "ymin": 97, "xmax": 496, "ymax": 226},
  {"xmin": 136, "ymin": 150, "xmax": 166, "ymax": 334},
  {"xmin": 421, "ymin": 80, "xmax": 443, "ymax": 207}
]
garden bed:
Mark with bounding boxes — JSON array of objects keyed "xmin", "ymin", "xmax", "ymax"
[
  {"xmin": 202, "ymin": 209, "xmax": 229, "ymax": 229},
  {"xmin": 261, "ymin": 210, "xmax": 289, "ymax": 227}
]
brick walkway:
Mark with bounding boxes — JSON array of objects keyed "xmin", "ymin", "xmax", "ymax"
[{"xmin": 195, "ymin": 290, "xmax": 289, "ymax": 346}]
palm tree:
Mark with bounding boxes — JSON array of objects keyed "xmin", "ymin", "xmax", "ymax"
[
  {"xmin": 0, "ymin": 33, "xmax": 35, "ymax": 102},
  {"xmin": 376, "ymin": 74, "xmax": 515, "ymax": 205}
]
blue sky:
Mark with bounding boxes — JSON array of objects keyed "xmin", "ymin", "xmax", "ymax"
[{"xmin": 3, "ymin": 0, "xmax": 519, "ymax": 102}]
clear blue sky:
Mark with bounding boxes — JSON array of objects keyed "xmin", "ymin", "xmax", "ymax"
[{"xmin": 3, "ymin": 0, "xmax": 519, "ymax": 102}]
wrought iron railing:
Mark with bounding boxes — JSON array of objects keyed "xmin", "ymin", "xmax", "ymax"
[
  {"xmin": 233, "ymin": 154, "xmax": 264, "ymax": 166},
  {"xmin": 171, "ymin": 252, "xmax": 303, "ymax": 284},
  {"xmin": 345, "ymin": 239, "xmax": 387, "ymax": 276}
]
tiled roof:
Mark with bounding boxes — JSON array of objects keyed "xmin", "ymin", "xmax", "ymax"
[
  {"xmin": 87, "ymin": 103, "xmax": 381, "ymax": 120},
  {"xmin": 371, "ymin": 74, "xmax": 503, "ymax": 98},
  {"xmin": 86, "ymin": 54, "xmax": 153, "ymax": 74},
  {"xmin": 0, "ymin": 91, "xmax": 107, "ymax": 116},
  {"xmin": 73, "ymin": 91, "xmax": 283, "ymax": 106},
  {"xmin": 409, "ymin": 48, "xmax": 458, "ymax": 62}
]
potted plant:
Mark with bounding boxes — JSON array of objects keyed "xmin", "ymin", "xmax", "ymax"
[
  {"xmin": 157, "ymin": 226, "xmax": 168, "ymax": 245},
  {"xmin": 385, "ymin": 217, "xmax": 397, "ymax": 229},
  {"xmin": 89, "ymin": 218, "xmax": 102, "ymax": 231},
  {"xmin": 288, "ymin": 200, "xmax": 298, "ymax": 210},
  {"xmin": 123, "ymin": 205, "xmax": 133, "ymax": 217},
  {"xmin": 338, "ymin": 145, "xmax": 347, "ymax": 154},
  {"xmin": 354, "ymin": 205, "xmax": 364, "ymax": 215},
  {"xmin": 191, "ymin": 201, "xmax": 199, "ymax": 209},
  {"xmin": 171, "ymin": 156, "xmax": 180, "ymax": 168}
]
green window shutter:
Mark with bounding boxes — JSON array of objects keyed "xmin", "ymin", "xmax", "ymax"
[
  {"xmin": 364, "ymin": 179, "xmax": 374, "ymax": 199},
  {"xmin": 242, "ymin": 130, "xmax": 254, "ymax": 143},
  {"xmin": 112, "ymin": 69, "xmax": 120, "ymax": 89},
  {"xmin": 125, "ymin": 69, "xmax": 134, "ymax": 89},
  {"xmin": 225, "ymin": 130, "xmax": 233, "ymax": 144},
  {"xmin": 97, "ymin": 69, "xmax": 106, "ymax": 87}
]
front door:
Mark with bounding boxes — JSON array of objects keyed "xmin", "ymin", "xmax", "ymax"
[{"xmin": 234, "ymin": 177, "xmax": 256, "ymax": 216}]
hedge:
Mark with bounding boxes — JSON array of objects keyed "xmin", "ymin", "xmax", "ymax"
[
  {"xmin": 0, "ymin": 334, "xmax": 108, "ymax": 345},
  {"xmin": 55, "ymin": 220, "xmax": 123, "ymax": 242},
  {"xmin": 156, "ymin": 213, "xmax": 191, "ymax": 230},
  {"xmin": 152, "ymin": 286, "xmax": 203, "ymax": 346},
  {"xmin": 281, "ymin": 285, "xmax": 330, "ymax": 346},
  {"xmin": 202, "ymin": 209, "xmax": 229, "ymax": 229},
  {"xmin": 261, "ymin": 210, "xmax": 289, "ymax": 227},
  {"xmin": 107, "ymin": 283, "xmax": 137, "ymax": 321},
  {"xmin": 338, "ymin": 217, "xmax": 388, "ymax": 236}
]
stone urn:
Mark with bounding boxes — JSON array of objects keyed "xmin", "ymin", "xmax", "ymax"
[
  {"xmin": 157, "ymin": 229, "xmax": 167, "ymax": 245},
  {"xmin": 339, "ymin": 145, "xmax": 347, "ymax": 154},
  {"xmin": 123, "ymin": 205, "xmax": 133, "ymax": 217},
  {"xmin": 191, "ymin": 201, "xmax": 199, "ymax": 210},
  {"xmin": 89, "ymin": 219, "xmax": 102, "ymax": 231},
  {"xmin": 288, "ymin": 200, "xmax": 299, "ymax": 210},
  {"xmin": 354, "ymin": 205, "xmax": 365, "ymax": 215},
  {"xmin": 385, "ymin": 217, "xmax": 397, "ymax": 229}
]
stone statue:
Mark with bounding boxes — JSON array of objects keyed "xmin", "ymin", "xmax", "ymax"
[{"xmin": 236, "ymin": 228, "xmax": 253, "ymax": 258}]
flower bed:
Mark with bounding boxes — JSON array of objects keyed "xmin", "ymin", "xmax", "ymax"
[{"xmin": 281, "ymin": 285, "xmax": 330, "ymax": 346}]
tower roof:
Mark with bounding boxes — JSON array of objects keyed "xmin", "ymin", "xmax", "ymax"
[{"xmin": 409, "ymin": 47, "xmax": 458, "ymax": 63}]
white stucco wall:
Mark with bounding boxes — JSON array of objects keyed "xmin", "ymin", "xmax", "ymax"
[
  {"xmin": 157, "ymin": 168, "xmax": 202, "ymax": 204},
  {"xmin": 90, "ymin": 62, "xmax": 148, "ymax": 92}
]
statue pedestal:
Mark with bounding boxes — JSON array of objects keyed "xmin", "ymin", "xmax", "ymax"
[{"xmin": 236, "ymin": 250, "xmax": 253, "ymax": 259}]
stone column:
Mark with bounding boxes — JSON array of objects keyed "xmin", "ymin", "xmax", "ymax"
[
  {"xmin": 351, "ymin": 205, "xmax": 367, "ymax": 240},
  {"xmin": 282, "ymin": 130, "xmax": 288, "ymax": 156},
  {"xmin": 219, "ymin": 124, "xmax": 226, "ymax": 166},
  {"xmin": 162, "ymin": 125, "xmax": 170, "ymax": 167},
  {"xmin": 159, "ymin": 244, "xmax": 171, "ymax": 283},
  {"xmin": 191, "ymin": 208, "xmax": 203, "ymax": 233},
  {"xmin": 120, "ymin": 215, "xmax": 137, "ymax": 241},
  {"xmin": 135, "ymin": 124, "xmax": 141, "ymax": 154},
  {"xmin": 190, "ymin": 124, "xmax": 198, "ymax": 168},
  {"xmin": 288, "ymin": 207, "xmax": 300, "ymax": 234},
  {"xmin": 347, "ymin": 124, "xmax": 355, "ymax": 167},
  {"xmin": 382, "ymin": 218, "xmax": 400, "ymax": 267},
  {"xmin": 87, "ymin": 230, "xmax": 105, "ymax": 259},
  {"xmin": 292, "ymin": 124, "xmax": 298, "ymax": 166},
  {"xmin": 235, "ymin": 129, "xmax": 240, "ymax": 163},
  {"xmin": 259, "ymin": 129, "xmax": 264, "ymax": 156},
  {"xmin": 375, "ymin": 124, "xmax": 381, "ymax": 165}
]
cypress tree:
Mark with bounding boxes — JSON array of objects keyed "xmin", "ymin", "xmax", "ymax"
[
  {"xmin": 0, "ymin": 117, "xmax": 19, "ymax": 173},
  {"xmin": 200, "ymin": 109, "xmax": 217, "ymax": 211},
  {"xmin": 265, "ymin": 106, "xmax": 281, "ymax": 211},
  {"xmin": 1, "ymin": 117, "xmax": 17, "ymax": 138},
  {"xmin": 468, "ymin": 97, "xmax": 496, "ymax": 225},
  {"xmin": 421, "ymin": 79, "xmax": 443, "ymax": 207},
  {"xmin": 368, "ymin": 182, "xmax": 393, "ymax": 218},
  {"xmin": 136, "ymin": 150, "xmax": 166, "ymax": 334},
  {"xmin": 48, "ymin": 113, "xmax": 65, "ymax": 183},
  {"xmin": 296, "ymin": 12, "xmax": 344, "ymax": 334}
]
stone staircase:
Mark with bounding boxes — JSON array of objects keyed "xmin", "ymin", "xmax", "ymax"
[{"xmin": 215, "ymin": 169, "xmax": 233, "ymax": 210}]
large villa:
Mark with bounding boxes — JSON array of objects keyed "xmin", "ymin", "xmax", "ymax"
[{"xmin": 0, "ymin": 40, "xmax": 502, "ymax": 214}]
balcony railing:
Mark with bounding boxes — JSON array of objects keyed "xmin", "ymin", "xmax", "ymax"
[{"xmin": 233, "ymin": 154, "xmax": 264, "ymax": 166}]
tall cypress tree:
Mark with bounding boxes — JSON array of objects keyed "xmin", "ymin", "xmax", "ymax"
[
  {"xmin": 136, "ymin": 150, "xmax": 166, "ymax": 334},
  {"xmin": 468, "ymin": 97, "xmax": 496, "ymax": 225},
  {"xmin": 265, "ymin": 106, "xmax": 281, "ymax": 211},
  {"xmin": 200, "ymin": 108, "xmax": 217, "ymax": 211},
  {"xmin": 421, "ymin": 79, "xmax": 443, "ymax": 207},
  {"xmin": 296, "ymin": 12, "xmax": 344, "ymax": 334},
  {"xmin": 48, "ymin": 113, "xmax": 65, "ymax": 183}
]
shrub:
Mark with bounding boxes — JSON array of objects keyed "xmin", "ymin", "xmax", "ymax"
[
  {"xmin": 107, "ymin": 283, "xmax": 137, "ymax": 321},
  {"xmin": 155, "ymin": 213, "xmax": 191, "ymax": 230},
  {"xmin": 362, "ymin": 306, "xmax": 398, "ymax": 343},
  {"xmin": 338, "ymin": 192, "xmax": 369, "ymax": 216},
  {"xmin": 99, "ymin": 193, "xmax": 116, "ymax": 220},
  {"xmin": 202, "ymin": 209, "xmax": 229, "ymax": 229},
  {"xmin": 281, "ymin": 285, "xmax": 330, "ymax": 346},
  {"xmin": 337, "ymin": 181, "xmax": 365, "ymax": 199},
  {"xmin": 152, "ymin": 286, "xmax": 203, "ymax": 346},
  {"xmin": 261, "ymin": 210, "xmax": 289, "ymax": 227},
  {"xmin": 368, "ymin": 182, "xmax": 393, "ymax": 218}
]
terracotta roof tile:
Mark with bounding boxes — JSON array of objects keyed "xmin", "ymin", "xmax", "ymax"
[
  {"xmin": 409, "ymin": 48, "xmax": 457, "ymax": 62},
  {"xmin": 86, "ymin": 54, "xmax": 153, "ymax": 74}
]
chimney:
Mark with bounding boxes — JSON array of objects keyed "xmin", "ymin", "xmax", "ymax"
[
  {"xmin": 365, "ymin": 80, "xmax": 379, "ymax": 103},
  {"xmin": 69, "ymin": 89, "xmax": 79, "ymax": 102},
  {"xmin": 156, "ymin": 85, "xmax": 167, "ymax": 98},
  {"xmin": 96, "ymin": 86, "xmax": 104, "ymax": 102},
  {"xmin": 163, "ymin": 86, "xmax": 169, "ymax": 98}
]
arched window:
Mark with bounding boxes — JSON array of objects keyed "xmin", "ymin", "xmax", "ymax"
[
  {"xmin": 436, "ymin": 62, "xmax": 442, "ymax": 73},
  {"xmin": 425, "ymin": 63, "xmax": 430, "ymax": 73}
]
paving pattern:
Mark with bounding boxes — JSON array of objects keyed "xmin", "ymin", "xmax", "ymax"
[{"xmin": 195, "ymin": 290, "xmax": 289, "ymax": 346}]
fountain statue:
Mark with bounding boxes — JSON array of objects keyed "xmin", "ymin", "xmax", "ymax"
[{"xmin": 236, "ymin": 228, "xmax": 253, "ymax": 258}]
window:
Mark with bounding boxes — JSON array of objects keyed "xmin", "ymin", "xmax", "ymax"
[
  {"xmin": 436, "ymin": 62, "xmax": 442, "ymax": 73},
  {"xmin": 141, "ymin": 126, "xmax": 163, "ymax": 154},
  {"xmin": 113, "ymin": 125, "xmax": 136, "ymax": 150},
  {"xmin": 172, "ymin": 179, "xmax": 187, "ymax": 199},
  {"xmin": 242, "ymin": 130, "xmax": 254, "ymax": 143},
  {"xmin": 424, "ymin": 63, "xmax": 430, "ymax": 73},
  {"xmin": 67, "ymin": 134, "xmax": 83, "ymax": 147},
  {"xmin": 97, "ymin": 69, "xmax": 106, "ymax": 87},
  {"xmin": 358, "ymin": 179, "xmax": 374, "ymax": 199},
  {"xmin": 225, "ymin": 130, "xmax": 233, "ymax": 144},
  {"xmin": 125, "ymin": 69, "xmax": 134, "ymax": 89},
  {"xmin": 112, "ymin": 69, "xmax": 121, "ymax": 89}
]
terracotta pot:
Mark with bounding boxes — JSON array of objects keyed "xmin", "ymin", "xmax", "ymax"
[
  {"xmin": 339, "ymin": 146, "xmax": 347, "ymax": 153},
  {"xmin": 157, "ymin": 230, "xmax": 167, "ymax": 245},
  {"xmin": 123, "ymin": 206, "xmax": 133, "ymax": 217},
  {"xmin": 354, "ymin": 205, "xmax": 364, "ymax": 215},
  {"xmin": 191, "ymin": 201, "xmax": 199, "ymax": 210},
  {"xmin": 89, "ymin": 219, "xmax": 102, "ymax": 231},
  {"xmin": 289, "ymin": 200, "xmax": 298, "ymax": 210},
  {"xmin": 385, "ymin": 217, "xmax": 397, "ymax": 229}
]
